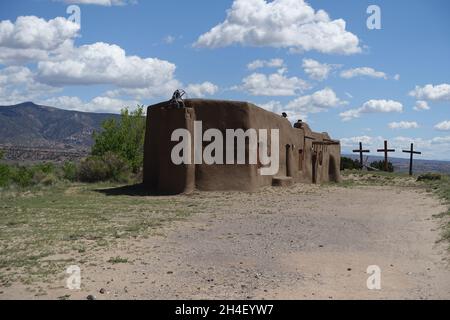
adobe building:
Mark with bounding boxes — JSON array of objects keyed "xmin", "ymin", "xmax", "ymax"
[{"xmin": 143, "ymin": 98, "xmax": 341, "ymax": 194}]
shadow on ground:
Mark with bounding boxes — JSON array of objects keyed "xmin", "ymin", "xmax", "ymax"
[
  {"xmin": 95, "ymin": 184, "xmax": 183, "ymax": 197},
  {"xmin": 95, "ymin": 184, "xmax": 157, "ymax": 196}
]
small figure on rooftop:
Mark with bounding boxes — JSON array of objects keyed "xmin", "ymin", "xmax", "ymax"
[
  {"xmin": 170, "ymin": 89, "xmax": 186, "ymax": 109},
  {"xmin": 294, "ymin": 119, "xmax": 303, "ymax": 129}
]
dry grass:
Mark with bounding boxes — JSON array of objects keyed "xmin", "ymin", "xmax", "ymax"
[{"xmin": 0, "ymin": 182, "xmax": 197, "ymax": 287}]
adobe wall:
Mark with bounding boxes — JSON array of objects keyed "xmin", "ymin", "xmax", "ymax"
[
  {"xmin": 186, "ymin": 99, "xmax": 259, "ymax": 191},
  {"xmin": 143, "ymin": 99, "xmax": 341, "ymax": 194},
  {"xmin": 185, "ymin": 99, "xmax": 309, "ymax": 191},
  {"xmin": 144, "ymin": 103, "xmax": 195, "ymax": 194}
]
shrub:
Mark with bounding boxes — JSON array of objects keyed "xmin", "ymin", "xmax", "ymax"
[
  {"xmin": 0, "ymin": 164, "xmax": 11, "ymax": 187},
  {"xmin": 32, "ymin": 170, "xmax": 47, "ymax": 185},
  {"xmin": 78, "ymin": 157, "xmax": 110, "ymax": 183},
  {"xmin": 78, "ymin": 152, "xmax": 130, "ymax": 183},
  {"xmin": 341, "ymin": 157, "xmax": 361, "ymax": 170},
  {"xmin": 62, "ymin": 162, "xmax": 77, "ymax": 182},
  {"xmin": 40, "ymin": 173, "xmax": 58, "ymax": 186},
  {"xmin": 34, "ymin": 163, "xmax": 55, "ymax": 174},
  {"xmin": 101, "ymin": 152, "xmax": 129, "ymax": 181},
  {"xmin": 370, "ymin": 160, "xmax": 394, "ymax": 172},
  {"xmin": 11, "ymin": 166, "xmax": 34, "ymax": 188},
  {"xmin": 417, "ymin": 173, "xmax": 442, "ymax": 181},
  {"xmin": 92, "ymin": 106, "xmax": 146, "ymax": 173}
]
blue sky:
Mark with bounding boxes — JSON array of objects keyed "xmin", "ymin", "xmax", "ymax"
[{"xmin": 0, "ymin": 0, "xmax": 449, "ymax": 160}]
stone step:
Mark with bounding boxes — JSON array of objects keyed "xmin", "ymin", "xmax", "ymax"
[{"xmin": 272, "ymin": 176, "xmax": 294, "ymax": 187}]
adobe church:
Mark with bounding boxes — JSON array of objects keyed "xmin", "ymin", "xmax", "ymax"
[{"xmin": 143, "ymin": 98, "xmax": 341, "ymax": 194}]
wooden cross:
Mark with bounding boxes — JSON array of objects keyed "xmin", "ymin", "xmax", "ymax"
[
  {"xmin": 352, "ymin": 142, "xmax": 370, "ymax": 169},
  {"xmin": 377, "ymin": 140, "xmax": 395, "ymax": 171},
  {"xmin": 402, "ymin": 143, "xmax": 421, "ymax": 176}
]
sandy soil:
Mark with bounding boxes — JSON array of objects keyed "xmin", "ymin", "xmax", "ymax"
[{"xmin": 1, "ymin": 183, "xmax": 449, "ymax": 300}]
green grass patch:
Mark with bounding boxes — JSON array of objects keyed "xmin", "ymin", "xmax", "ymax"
[
  {"xmin": 0, "ymin": 182, "xmax": 198, "ymax": 286},
  {"xmin": 107, "ymin": 256, "xmax": 129, "ymax": 264}
]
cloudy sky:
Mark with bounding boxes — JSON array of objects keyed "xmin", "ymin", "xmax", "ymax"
[{"xmin": 1, "ymin": 0, "xmax": 449, "ymax": 160}]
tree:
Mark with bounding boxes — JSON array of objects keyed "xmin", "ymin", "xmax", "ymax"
[
  {"xmin": 91, "ymin": 106, "xmax": 146, "ymax": 173},
  {"xmin": 370, "ymin": 160, "xmax": 394, "ymax": 172},
  {"xmin": 340, "ymin": 157, "xmax": 361, "ymax": 170}
]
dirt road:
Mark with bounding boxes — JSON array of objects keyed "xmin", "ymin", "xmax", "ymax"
[{"xmin": 2, "ymin": 183, "xmax": 449, "ymax": 300}]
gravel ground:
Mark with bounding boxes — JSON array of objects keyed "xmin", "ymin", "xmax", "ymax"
[{"xmin": 1, "ymin": 183, "xmax": 449, "ymax": 300}]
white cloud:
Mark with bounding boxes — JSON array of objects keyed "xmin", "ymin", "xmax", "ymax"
[
  {"xmin": 105, "ymin": 81, "xmax": 180, "ymax": 100},
  {"xmin": 434, "ymin": 120, "xmax": 450, "ymax": 131},
  {"xmin": 0, "ymin": 16, "xmax": 188, "ymax": 101},
  {"xmin": 409, "ymin": 83, "xmax": 450, "ymax": 102},
  {"xmin": 340, "ymin": 99, "xmax": 403, "ymax": 121},
  {"xmin": 388, "ymin": 121, "xmax": 419, "ymax": 129},
  {"xmin": 258, "ymin": 100, "xmax": 283, "ymax": 113},
  {"xmin": 258, "ymin": 88, "xmax": 346, "ymax": 122},
  {"xmin": 247, "ymin": 58, "xmax": 284, "ymax": 70},
  {"xmin": 0, "ymin": 16, "xmax": 79, "ymax": 65},
  {"xmin": 393, "ymin": 74, "xmax": 400, "ymax": 81},
  {"xmin": 286, "ymin": 87, "xmax": 347, "ymax": 114},
  {"xmin": 41, "ymin": 95, "xmax": 139, "ymax": 113},
  {"xmin": 0, "ymin": 15, "xmax": 219, "ymax": 109},
  {"xmin": 107, "ymin": 81, "xmax": 219, "ymax": 100},
  {"xmin": 164, "ymin": 35, "xmax": 175, "ymax": 44},
  {"xmin": 413, "ymin": 100, "xmax": 430, "ymax": 111},
  {"xmin": 340, "ymin": 135, "xmax": 383, "ymax": 149},
  {"xmin": 431, "ymin": 136, "xmax": 450, "ymax": 144},
  {"xmin": 238, "ymin": 69, "xmax": 309, "ymax": 96},
  {"xmin": 259, "ymin": 100, "xmax": 307, "ymax": 123},
  {"xmin": 302, "ymin": 58, "xmax": 335, "ymax": 81},
  {"xmin": 0, "ymin": 66, "xmax": 59, "ymax": 105},
  {"xmin": 56, "ymin": 0, "xmax": 136, "ymax": 6},
  {"xmin": 194, "ymin": 0, "xmax": 361, "ymax": 55},
  {"xmin": 259, "ymin": 100, "xmax": 308, "ymax": 122},
  {"xmin": 185, "ymin": 82, "xmax": 219, "ymax": 98},
  {"xmin": 340, "ymin": 67, "xmax": 387, "ymax": 79},
  {"xmin": 36, "ymin": 42, "xmax": 178, "ymax": 94}
]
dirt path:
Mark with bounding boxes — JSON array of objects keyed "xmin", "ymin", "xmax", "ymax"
[{"xmin": 2, "ymin": 183, "xmax": 450, "ymax": 299}]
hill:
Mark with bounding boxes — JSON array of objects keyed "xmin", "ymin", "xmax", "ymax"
[{"xmin": 0, "ymin": 102, "xmax": 119, "ymax": 151}]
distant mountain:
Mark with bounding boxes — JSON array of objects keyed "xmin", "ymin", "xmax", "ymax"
[
  {"xmin": 0, "ymin": 102, "xmax": 119, "ymax": 151},
  {"xmin": 343, "ymin": 154, "xmax": 450, "ymax": 174}
]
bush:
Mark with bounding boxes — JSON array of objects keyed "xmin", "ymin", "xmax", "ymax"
[
  {"xmin": 42, "ymin": 173, "xmax": 59, "ymax": 186},
  {"xmin": 92, "ymin": 106, "xmax": 146, "ymax": 173},
  {"xmin": 78, "ymin": 157, "xmax": 110, "ymax": 183},
  {"xmin": 62, "ymin": 162, "xmax": 77, "ymax": 182},
  {"xmin": 341, "ymin": 157, "xmax": 361, "ymax": 170},
  {"xmin": 370, "ymin": 160, "xmax": 394, "ymax": 172},
  {"xmin": 1, "ymin": 162, "xmax": 72, "ymax": 189},
  {"xmin": 34, "ymin": 163, "xmax": 55, "ymax": 174},
  {"xmin": 78, "ymin": 152, "xmax": 130, "ymax": 183},
  {"xmin": 417, "ymin": 173, "xmax": 442, "ymax": 181},
  {"xmin": 0, "ymin": 163, "xmax": 11, "ymax": 187},
  {"xmin": 11, "ymin": 166, "xmax": 34, "ymax": 188}
]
